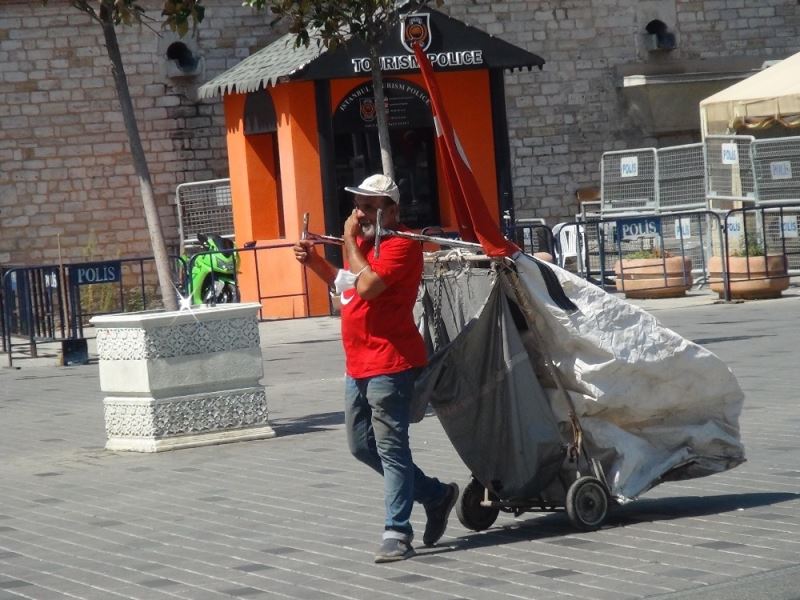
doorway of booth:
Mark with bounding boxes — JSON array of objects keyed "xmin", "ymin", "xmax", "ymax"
[{"xmin": 332, "ymin": 127, "xmax": 440, "ymax": 234}]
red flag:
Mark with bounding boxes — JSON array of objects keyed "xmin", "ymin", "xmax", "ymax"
[{"xmin": 413, "ymin": 44, "xmax": 519, "ymax": 258}]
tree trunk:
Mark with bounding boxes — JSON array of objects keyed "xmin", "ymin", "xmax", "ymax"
[
  {"xmin": 99, "ymin": 10, "xmax": 179, "ymax": 311},
  {"xmin": 370, "ymin": 47, "xmax": 394, "ymax": 180}
]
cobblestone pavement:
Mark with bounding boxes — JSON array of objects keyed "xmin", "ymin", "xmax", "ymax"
[{"xmin": 1, "ymin": 290, "xmax": 799, "ymax": 599}]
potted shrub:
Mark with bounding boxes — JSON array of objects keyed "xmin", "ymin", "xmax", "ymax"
[
  {"xmin": 708, "ymin": 239, "xmax": 789, "ymax": 300},
  {"xmin": 614, "ymin": 246, "xmax": 693, "ymax": 299}
]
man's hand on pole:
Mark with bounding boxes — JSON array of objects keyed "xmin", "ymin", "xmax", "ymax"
[
  {"xmin": 293, "ymin": 238, "xmax": 337, "ymax": 287},
  {"xmin": 293, "ymin": 239, "xmax": 317, "ymax": 264}
]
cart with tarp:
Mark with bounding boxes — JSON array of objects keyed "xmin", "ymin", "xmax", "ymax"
[
  {"xmin": 413, "ymin": 250, "xmax": 745, "ymax": 531},
  {"xmin": 298, "ymin": 43, "xmax": 746, "ymax": 532}
]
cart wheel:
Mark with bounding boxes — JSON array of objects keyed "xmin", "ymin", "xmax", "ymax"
[
  {"xmin": 456, "ymin": 478, "xmax": 500, "ymax": 532},
  {"xmin": 566, "ymin": 476, "xmax": 608, "ymax": 531}
]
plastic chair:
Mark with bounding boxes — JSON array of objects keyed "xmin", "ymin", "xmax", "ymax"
[{"xmin": 552, "ymin": 222, "xmax": 586, "ymax": 274}]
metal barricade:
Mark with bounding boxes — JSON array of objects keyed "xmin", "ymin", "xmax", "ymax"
[
  {"xmin": 562, "ymin": 210, "xmax": 726, "ymax": 294},
  {"xmin": 2, "ymin": 265, "xmax": 67, "ymax": 366},
  {"xmin": 751, "ymin": 136, "xmax": 800, "ymax": 205},
  {"xmin": 508, "ymin": 219, "xmax": 554, "ymax": 256},
  {"xmin": 600, "ymin": 148, "xmax": 658, "ymax": 215},
  {"xmin": 658, "ymin": 212, "xmax": 716, "ymax": 281},
  {"xmin": 704, "ymin": 135, "xmax": 756, "ymax": 204},
  {"xmin": 176, "ymin": 179, "xmax": 234, "ymax": 246},
  {"xmin": 578, "ymin": 200, "xmax": 602, "ymax": 221},
  {"xmin": 724, "ymin": 203, "xmax": 800, "ymax": 272},
  {"xmin": 764, "ymin": 205, "xmax": 800, "ymax": 271},
  {"xmin": 65, "ymin": 256, "xmax": 187, "ymax": 337},
  {"xmin": 1, "ymin": 256, "xmax": 186, "ymax": 366},
  {"xmin": 657, "ymin": 143, "xmax": 708, "ymax": 212},
  {"xmin": 714, "ymin": 204, "xmax": 799, "ymax": 301}
]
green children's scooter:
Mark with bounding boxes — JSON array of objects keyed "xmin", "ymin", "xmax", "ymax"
[{"xmin": 182, "ymin": 233, "xmax": 240, "ymax": 305}]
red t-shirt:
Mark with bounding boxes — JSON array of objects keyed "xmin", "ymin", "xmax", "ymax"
[{"xmin": 340, "ymin": 229, "xmax": 428, "ymax": 379}]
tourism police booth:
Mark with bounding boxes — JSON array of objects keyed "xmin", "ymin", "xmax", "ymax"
[{"xmin": 198, "ymin": 8, "xmax": 544, "ymax": 318}]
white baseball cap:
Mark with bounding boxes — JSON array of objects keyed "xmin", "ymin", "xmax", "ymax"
[{"xmin": 345, "ymin": 174, "xmax": 400, "ymax": 204}]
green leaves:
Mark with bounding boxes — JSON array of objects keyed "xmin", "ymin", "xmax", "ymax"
[
  {"xmin": 244, "ymin": 0, "xmax": 437, "ymax": 51},
  {"xmin": 44, "ymin": 0, "xmax": 205, "ymax": 34},
  {"xmin": 730, "ymin": 239, "xmax": 765, "ymax": 257},
  {"xmin": 162, "ymin": 0, "xmax": 206, "ymax": 36}
]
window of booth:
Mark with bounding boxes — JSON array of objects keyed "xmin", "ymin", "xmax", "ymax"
[
  {"xmin": 333, "ymin": 79, "xmax": 438, "ymax": 231},
  {"xmin": 244, "ymin": 90, "xmax": 285, "ymax": 239}
]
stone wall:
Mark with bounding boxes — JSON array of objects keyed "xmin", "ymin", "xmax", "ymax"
[
  {"xmin": 1, "ymin": 0, "xmax": 799, "ymax": 266},
  {"xmin": 0, "ymin": 0, "xmax": 277, "ymax": 265},
  {"xmin": 444, "ymin": 0, "xmax": 800, "ymax": 220}
]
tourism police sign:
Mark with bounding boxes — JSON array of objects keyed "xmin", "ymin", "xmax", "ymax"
[
  {"xmin": 69, "ymin": 260, "xmax": 122, "ymax": 286},
  {"xmin": 288, "ymin": 9, "xmax": 544, "ymax": 83},
  {"xmin": 613, "ymin": 216, "xmax": 661, "ymax": 242},
  {"xmin": 401, "ymin": 13, "xmax": 431, "ymax": 52},
  {"xmin": 350, "ymin": 12, "xmax": 484, "ymax": 74},
  {"xmin": 350, "ymin": 50, "xmax": 483, "ymax": 74}
]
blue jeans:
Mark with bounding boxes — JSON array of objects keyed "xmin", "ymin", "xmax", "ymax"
[{"xmin": 345, "ymin": 368, "xmax": 447, "ymax": 538}]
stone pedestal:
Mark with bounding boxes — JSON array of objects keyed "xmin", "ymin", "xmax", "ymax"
[{"xmin": 91, "ymin": 303, "xmax": 275, "ymax": 452}]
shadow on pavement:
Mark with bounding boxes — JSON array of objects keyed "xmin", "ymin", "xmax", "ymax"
[
  {"xmin": 608, "ymin": 491, "xmax": 800, "ymax": 524},
  {"xmin": 692, "ymin": 334, "xmax": 774, "ymax": 345},
  {"xmin": 270, "ymin": 410, "xmax": 344, "ymax": 436},
  {"xmin": 445, "ymin": 492, "xmax": 800, "ymax": 552}
]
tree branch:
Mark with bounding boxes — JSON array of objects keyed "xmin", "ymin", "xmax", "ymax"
[{"xmin": 70, "ymin": 0, "xmax": 100, "ymax": 22}]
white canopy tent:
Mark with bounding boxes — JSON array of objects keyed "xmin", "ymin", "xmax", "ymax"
[{"xmin": 700, "ymin": 51, "xmax": 800, "ymax": 137}]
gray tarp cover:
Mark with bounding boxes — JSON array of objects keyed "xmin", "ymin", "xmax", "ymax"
[
  {"xmin": 416, "ymin": 252, "xmax": 746, "ymax": 502},
  {"xmin": 416, "ymin": 280, "xmax": 565, "ymax": 501}
]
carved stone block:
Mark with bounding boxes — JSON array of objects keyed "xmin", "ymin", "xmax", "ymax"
[{"xmin": 91, "ymin": 303, "xmax": 276, "ymax": 452}]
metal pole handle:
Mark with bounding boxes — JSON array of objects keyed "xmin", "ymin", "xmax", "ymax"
[
  {"xmin": 302, "ymin": 210, "xmax": 487, "ymax": 254},
  {"xmin": 301, "ymin": 212, "xmax": 343, "ymax": 245}
]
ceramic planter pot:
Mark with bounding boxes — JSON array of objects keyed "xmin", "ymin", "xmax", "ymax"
[
  {"xmin": 614, "ymin": 256, "xmax": 693, "ymax": 299},
  {"xmin": 91, "ymin": 303, "xmax": 275, "ymax": 452},
  {"xmin": 708, "ymin": 255, "xmax": 789, "ymax": 299}
]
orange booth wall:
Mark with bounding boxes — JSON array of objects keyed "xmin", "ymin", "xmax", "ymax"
[
  {"xmin": 226, "ymin": 69, "xmax": 500, "ymax": 319},
  {"xmin": 225, "ymin": 81, "xmax": 330, "ymax": 319}
]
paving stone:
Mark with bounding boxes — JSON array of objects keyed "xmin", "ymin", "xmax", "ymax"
[
  {"xmin": 1, "ymin": 304, "xmax": 800, "ymax": 599},
  {"xmin": 531, "ymin": 567, "xmax": 580, "ymax": 577},
  {"xmin": 0, "ymin": 580, "xmax": 32, "ymax": 589}
]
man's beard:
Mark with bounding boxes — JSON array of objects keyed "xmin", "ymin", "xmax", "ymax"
[{"xmin": 359, "ymin": 222, "xmax": 376, "ymax": 240}]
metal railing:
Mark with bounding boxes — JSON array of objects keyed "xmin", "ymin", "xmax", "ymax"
[
  {"xmin": 712, "ymin": 204, "xmax": 798, "ymax": 301},
  {"xmin": 233, "ymin": 242, "xmax": 313, "ymax": 319},
  {"xmin": 1, "ymin": 266, "xmax": 67, "ymax": 361},
  {"xmin": 6, "ymin": 205, "xmax": 798, "ymax": 365},
  {"xmin": 600, "ymin": 144, "xmax": 709, "ymax": 215},
  {"xmin": 507, "ymin": 220, "xmax": 554, "ymax": 256},
  {"xmin": 555, "ymin": 210, "xmax": 726, "ymax": 295},
  {"xmin": 1, "ymin": 256, "xmax": 185, "ymax": 366},
  {"xmin": 597, "ymin": 134, "xmax": 800, "ymax": 215},
  {"xmin": 554, "ymin": 203, "xmax": 800, "ymax": 300},
  {"xmin": 182, "ymin": 242, "xmax": 312, "ymax": 320}
]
